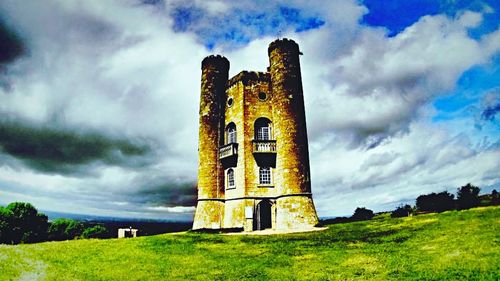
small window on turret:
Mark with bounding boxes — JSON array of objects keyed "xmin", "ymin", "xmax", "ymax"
[
  {"xmin": 227, "ymin": 169, "xmax": 235, "ymax": 189},
  {"xmin": 227, "ymin": 97, "xmax": 234, "ymax": 107},
  {"xmin": 258, "ymin": 92, "xmax": 267, "ymax": 101}
]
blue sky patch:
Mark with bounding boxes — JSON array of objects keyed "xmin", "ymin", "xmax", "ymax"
[
  {"xmin": 361, "ymin": 0, "xmax": 440, "ymax": 36},
  {"xmin": 482, "ymin": 103, "xmax": 499, "ymax": 121},
  {"xmin": 168, "ymin": 4, "xmax": 324, "ymax": 49},
  {"xmin": 171, "ymin": 6, "xmax": 203, "ymax": 32},
  {"xmin": 362, "ymin": 0, "xmax": 499, "ymax": 38},
  {"xmin": 279, "ymin": 7, "xmax": 325, "ymax": 32},
  {"xmin": 433, "ymin": 55, "xmax": 500, "ymax": 124}
]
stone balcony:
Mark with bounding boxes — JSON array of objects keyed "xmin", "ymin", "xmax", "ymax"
[
  {"xmin": 219, "ymin": 143, "xmax": 238, "ymax": 159},
  {"xmin": 252, "ymin": 140, "xmax": 277, "ymax": 154}
]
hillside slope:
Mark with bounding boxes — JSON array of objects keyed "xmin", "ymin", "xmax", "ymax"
[{"xmin": 1, "ymin": 206, "xmax": 499, "ymax": 280}]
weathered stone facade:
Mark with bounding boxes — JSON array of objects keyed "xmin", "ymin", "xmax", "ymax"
[{"xmin": 193, "ymin": 39, "xmax": 319, "ymax": 231}]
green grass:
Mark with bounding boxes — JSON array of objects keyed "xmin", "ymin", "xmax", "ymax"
[{"xmin": 1, "ymin": 206, "xmax": 499, "ymax": 280}]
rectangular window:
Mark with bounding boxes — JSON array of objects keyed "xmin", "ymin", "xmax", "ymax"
[
  {"xmin": 257, "ymin": 127, "xmax": 270, "ymax": 140},
  {"xmin": 228, "ymin": 130, "xmax": 237, "ymax": 144},
  {"xmin": 259, "ymin": 167, "xmax": 271, "ymax": 185}
]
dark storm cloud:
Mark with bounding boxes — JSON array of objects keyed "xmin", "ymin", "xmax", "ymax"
[
  {"xmin": 0, "ymin": 118, "xmax": 153, "ymax": 174},
  {"xmin": 0, "ymin": 17, "xmax": 24, "ymax": 65},
  {"xmin": 120, "ymin": 176, "xmax": 197, "ymax": 207}
]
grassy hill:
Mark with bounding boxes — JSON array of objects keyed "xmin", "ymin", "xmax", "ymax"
[{"xmin": 1, "ymin": 206, "xmax": 499, "ymax": 280}]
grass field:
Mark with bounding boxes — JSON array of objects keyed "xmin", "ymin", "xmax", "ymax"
[{"xmin": 1, "ymin": 206, "xmax": 499, "ymax": 280}]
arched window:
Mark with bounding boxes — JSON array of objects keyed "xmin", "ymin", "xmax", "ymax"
[
  {"xmin": 226, "ymin": 123, "xmax": 237, "ymax": 144},
  {"xmin": 254, "ymin": 118, "xmax": 272, "ymax": 140},
  {"xmin": 259, "ymin": 167, "xmax": 271, "ymax": 185},
  {"xmin": 227, "ymin": 168, "xmax": 235, "ymax": 188}
]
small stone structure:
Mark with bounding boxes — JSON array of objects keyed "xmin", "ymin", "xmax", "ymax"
[
  {"xmin": 118, "ymin": 227, "xmax": 138, "ymax": 238},
  {"xmin": 193, "ymin": 38, "xmax": 319, "ymax": 232}
]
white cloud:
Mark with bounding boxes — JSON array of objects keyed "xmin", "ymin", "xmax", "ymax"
[
  {"xmin": 311, "ymin": 121, "xmax": 500, "ymax": 216},
  {"xmin": 147, "ymin": 206, "xmax": 195, "ymax": 213},
  {"xmin": 457, "ymin": 11, "xmax": 483, "ymax": 28},
  {"xmin": 297, "ymin": 11, "xmax": 498, "ymax": 148}
]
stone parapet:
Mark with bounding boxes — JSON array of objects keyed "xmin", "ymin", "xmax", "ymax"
[{"xmin": 228, "ymin": 71, "xmax": 270, "ymax": 87}]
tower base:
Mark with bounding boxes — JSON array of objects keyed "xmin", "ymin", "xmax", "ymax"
[
  {"xmin": 192, "ymin": 195, "xmax": 318, "ymax": 232},
  {"xmin": 192, "ymin": 200, "xmax": 224, "ymax": 230},
  {"xmin": 276, "ymin": 195, "xmax": 318, "ymax": 230}
]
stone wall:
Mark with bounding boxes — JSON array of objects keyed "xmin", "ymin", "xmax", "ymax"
[
  {"xmin": 276, "ymin": 195, "xmax": 318, "ymax": 230},
  {"xmin": 193, "ymin": 200, "xmax": 224, "ymax": 229}
]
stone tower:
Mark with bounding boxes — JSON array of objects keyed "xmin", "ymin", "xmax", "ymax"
[{"xmin": 193, "ymin": 39, "xmax": 319, "ymax": 231}]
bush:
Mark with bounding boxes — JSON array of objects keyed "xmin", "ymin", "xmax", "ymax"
[
  {"xmin": 5, "ymin": 202, "xmax": 48, "ymax": 244},
  {"xmin": 82, "ymin": 225, "xmax": 108, "ymax": 239},
  {"xmin": 0, "ymin": 207, "xmax": 14, "ymax": 244},
  {"xmin": 456, "ymin": 183, "xmax": 481, "ymax": 210},
  {"xmin": 48, "ymin": 218, "xmax": 85, "ymax": 241},
  {"xmin": 351, "ymin": 207, "xmax": 374, "ymax": 221},
  {"xmin": 416, "ymin": 191, "xmax": 455, "ymax": 213},
  {"xmin": 391, "ymin": 204, "xmax": 413, "ymax": 218}
]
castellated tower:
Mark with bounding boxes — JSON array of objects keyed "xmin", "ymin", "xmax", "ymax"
[{"xmin": 193, "ymin": 39, "xmax": 319, "ymax": 231}]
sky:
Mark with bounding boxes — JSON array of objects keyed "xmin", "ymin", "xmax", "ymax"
[{"xmin": 0, "ymin": 0, "xmax": 498, "ymax": 220}]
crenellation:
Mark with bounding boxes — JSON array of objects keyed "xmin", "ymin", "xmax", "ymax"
[
  {"xmin": 202, "ymin": 55, "xmax": 230, "ymax": 71},
  {"xmin": 228, "ymin": 71, "xmax": 270, "ymax": 88}
]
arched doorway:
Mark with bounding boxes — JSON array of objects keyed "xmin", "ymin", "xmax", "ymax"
[{"xmin": 255, "ymin": 200, "xmax": 272, "ymax": 230}]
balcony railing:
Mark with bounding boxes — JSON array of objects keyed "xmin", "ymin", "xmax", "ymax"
[
  {"xmin": 252, "ymin": 140, "xmax": 277, "ymax": 153},
  {"xmin": 219, "ymin": 143, "xmax": 238, "ymax": 159}
]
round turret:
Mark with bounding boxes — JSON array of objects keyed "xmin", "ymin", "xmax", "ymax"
[
  {"xmin": 268, "ymin": 38, "xmax": 318, "ymax": 229},
  {"xmin": 268, "ymin": 38, "xmax": 311, "ymax": 194},
  {"xmin": 193, "ymin": 54, "xmax": 229, "ymax": 230}
]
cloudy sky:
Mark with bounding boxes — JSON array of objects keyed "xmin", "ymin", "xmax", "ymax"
[{"xmin": 0, "ymin": 0, "xmax": 498, "ymax": 220}]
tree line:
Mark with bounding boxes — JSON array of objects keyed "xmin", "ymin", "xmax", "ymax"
[
  {"xmin": 322, "ymin": 183, "xmax": 499, "ymax": 224},
  {"xmin": 0, "ymin": 202, "xmax": 108, "ymax": 244},
  {"xmin": 392, "ymin": 183, "xmax": 499, "ymax": 218}
]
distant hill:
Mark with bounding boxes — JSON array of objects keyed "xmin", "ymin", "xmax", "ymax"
[
  {"xmin": 42, "ymin": 210, "xmax": 192, "ymax": 237},
  {"xmin": 42, "ymin": 210, "xmax": 192, "ymax": 223},
  {"xmin": 1, "ymin": 206, "xmax": 498, "ymax": 280}
]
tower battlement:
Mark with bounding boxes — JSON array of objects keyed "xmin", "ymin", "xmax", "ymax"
[
  {"xmin": 201, "ymin": 55, "xmax": 230, "ymax": 70},
  {"xmin": 268, "ymin": 38, "xmax": 300, "ymax": 55},
  {"xmin": 193, "ymin": 39, "xmax": 318, "ymax": 232},
  {"xmin": 228, "ymin": 71, "xmax": 270, "ymax": 87}
]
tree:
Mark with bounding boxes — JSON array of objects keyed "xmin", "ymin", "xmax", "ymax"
[
  {"xmin": 456, "ymin": 183, "xmax": 480, "ymax": 210},
  {"xmin": 492, "ymin": 189, "xmax": 500, "ymax": 205},
  {"xmin": 0, "ymin": 206, "xmax": 13, "ymax": 244},
  {"xmin": 6, "ymin": 202, "xmax": 48, "ymax": 244},
  {"xmin": 391, "ymin": 204, "xmax": 413, "ymax": 218},
  {"xmin": 351, "ymin": 207, "xmax": 374, "ymax": 221},
  {"xmin": 48, "ymin": 218, "xmax": 85, "ymax": 241},
  {"xmin": 416, "ymin": 191, "xmax": 455, "ymax": 213},
  {"xmin": 82, "ymin": 225, "xmax": 108, "ymax": 239}
]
